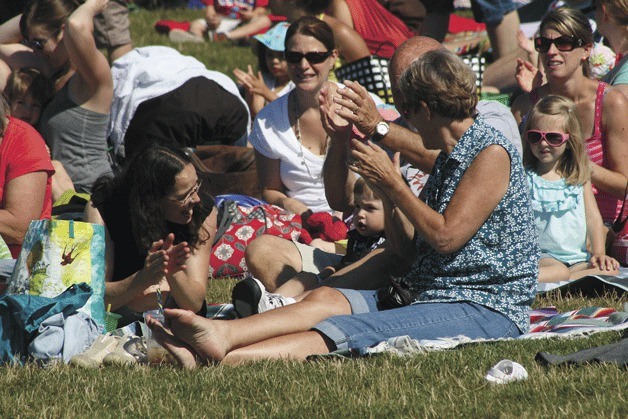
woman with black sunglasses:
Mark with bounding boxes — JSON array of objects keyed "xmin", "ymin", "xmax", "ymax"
[
  {"xmin": 19, "ymin": 0, "xmax": 113, "ymax": 194},
  {"xmin": 511, "ymin": 7, "xmax": 628, "ymax": 266},
  {"xmin": 249, "ymin": 17, "xmax": 341, "ymax": 219}
]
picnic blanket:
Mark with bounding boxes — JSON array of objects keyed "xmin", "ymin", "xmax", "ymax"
[{"xmin": 318, "ymin": 305, "xmax": 628, "ymax": 358}]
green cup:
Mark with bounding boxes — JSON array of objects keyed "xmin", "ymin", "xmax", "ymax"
[{"xmin": 104, "ymin": 311, "xmax": 122, "ymax": 333}]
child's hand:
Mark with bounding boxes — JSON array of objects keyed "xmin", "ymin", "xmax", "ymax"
[
  {"xmin": 233, "ymin": 65, "xmax": 269, "ymax": 97},
  {"xmin": 589, "ymin": 254, "xmax": 620, "ymax": 271},
  {"xmin": 239, "ymin": 6, "xmax": 254, "ymax": 21}
]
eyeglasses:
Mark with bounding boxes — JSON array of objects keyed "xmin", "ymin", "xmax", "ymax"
[
  {"xmin": 526, "ymin": 130, "xmax": 570, "ymax": 147},
  {"xmin": 284, "ymin": 50, "xmax": 332, "ymax": 65},
  {"xmin": 165, "ymin": 179, "xmax": 202, "ymax": 205},
  {"xmin": 534, "ymin": 36, "xmax": 584, "ymax": 53}
]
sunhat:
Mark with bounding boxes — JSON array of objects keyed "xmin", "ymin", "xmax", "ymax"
[{"xmin": 253, "ymin": 22, "xmax": 290, "ymax": 52}]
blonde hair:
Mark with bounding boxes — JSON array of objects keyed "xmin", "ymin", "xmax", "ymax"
[
  {"xmin": 522, "ymin": 95, "xmax": 590, "ymax": 185},
  {"xmin": 353, "ymin": 177, "xmax": 379, "ymax": 201},
  {"xmin": 598, "ymin": 0, "xmax": 628, "ymax": 25}
]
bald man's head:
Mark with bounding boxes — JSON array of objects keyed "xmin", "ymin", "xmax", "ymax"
[{"xmin": 390, "ymin": 37, "xmax": 444, "ymax": 104}]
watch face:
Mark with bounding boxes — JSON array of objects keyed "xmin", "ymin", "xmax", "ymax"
[{"xmin": 376, "ymin": 122, "xmax": 389, "ymax": 136}]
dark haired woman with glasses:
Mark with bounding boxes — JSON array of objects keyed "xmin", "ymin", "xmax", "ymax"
[
  {"xmin": 85, "ymin": 144, "xmax": 217, "ymax": 326},
  {"xmin": 19, "ymin": 0, "xmax": 113, "ymax": 194},
  {"xmin": 248, "ymin": 17, "xmax": 341, "ymax": 218},
  {"xmin": 511, "ymin": 7, "xmax": 628, "ymax": 266}
]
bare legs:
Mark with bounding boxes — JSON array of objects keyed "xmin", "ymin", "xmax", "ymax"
[
  {"xmin": 485, "ymin": 9, "xmax": 521, "ymax": 60},
  {"xmin": 244, "ymin": 235, "xmax": 303, "ymax": 291},
  {"xmin": 538, "ymin": 257, "xmax": 570, "ymax": 283},
  {"xmin": 538, "ymin": 257, "xmax": 620, "ymax": 283},
  {"xmin": 148, "ymin": 286, "xmax": 352, "ymax": 366}
]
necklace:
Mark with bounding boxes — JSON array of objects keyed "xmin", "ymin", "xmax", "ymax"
[{"xmin": 292, "ymin": 94, "xmax": 328, "ymax": 181}]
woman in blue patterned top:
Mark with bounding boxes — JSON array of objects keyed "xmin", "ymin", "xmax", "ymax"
[{"xmin": 145, "ymin": 49, "xmax": 539, "ymax": 367}]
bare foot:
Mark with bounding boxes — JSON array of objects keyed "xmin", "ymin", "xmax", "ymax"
[
  {"xmin": 147, "ymin": 316, "xmax": 199, "ymax": 369},
  {"xmin": 163, "ymin": 308, "xmax": 230, "ymax": 363}
]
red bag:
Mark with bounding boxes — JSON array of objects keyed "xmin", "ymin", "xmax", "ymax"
[{"xmin": 210, "ymin": 202, "xmax": 303, "ymax": 279}]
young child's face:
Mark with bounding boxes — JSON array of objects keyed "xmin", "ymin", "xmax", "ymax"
[
  {"xmin": 11, "ymin": 94, "xmax": 43, "ymax": 126},
  {"xmin": 527, "ymin": 114, "xmax": 568, "ymax": 167},
  {"xmin": 352, "ymin": 194, "xmax": 385, "ymax": 237},
  {"xmin": 265, "ymin": 48, "xmax": 289, "ymax": 79}
]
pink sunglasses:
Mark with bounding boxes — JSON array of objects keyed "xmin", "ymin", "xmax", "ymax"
[{"xmin": 526, "ymin": 130, "xmax": 570, "ymax": 147}]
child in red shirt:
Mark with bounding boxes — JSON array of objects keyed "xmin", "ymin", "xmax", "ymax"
[{"xmin": 169, "ymin": 0, "xmax": 274, "ymax": 44}]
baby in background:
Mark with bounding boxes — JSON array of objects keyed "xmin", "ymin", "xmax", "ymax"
[
  {"xmin": 232, "ymin": 177, "xmax": 386, "ymax": 317},
  {"xmin": 4, "ymin": 67, "xmax": 76, "ymax": 202},
  {"xmin": 3, "ymin": 67, "xmax": 52, "ymax": 127},
  {"xmin": 522, "ymin": 95, "xmax": 619, "ymax": 283}
]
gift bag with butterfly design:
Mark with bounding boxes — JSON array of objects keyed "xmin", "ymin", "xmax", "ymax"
[{"xmin": 7, "ymin": 220, "xmax": 106, "ymax": 329}]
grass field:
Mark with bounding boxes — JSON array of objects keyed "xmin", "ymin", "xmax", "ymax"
[{"xmin": 0, "ymin": 6, "xmax": 626, "ymax": 418}]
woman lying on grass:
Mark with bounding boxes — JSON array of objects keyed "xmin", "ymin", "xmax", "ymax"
[{"xmin": 146, "ymin": 49, "xmax": 539, "ymax": 367}]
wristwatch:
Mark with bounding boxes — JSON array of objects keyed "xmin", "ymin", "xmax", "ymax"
[{"xmin": 372, "ymin": 120, "xmax": 390, "ymax": 142}]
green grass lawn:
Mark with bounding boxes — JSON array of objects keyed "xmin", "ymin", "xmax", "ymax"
[
  {"xmin": 0, "ymin": 6, "xmax": 626, "ymax": 418},
  {"xmin": 128, "ymin": 6, "xmax": 258, "ymax": 79}
]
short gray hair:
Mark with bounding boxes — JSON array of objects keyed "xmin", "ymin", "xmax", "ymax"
[{"xmin": 398, "ymin": 49, "xmax": 478, "ymax": 119}]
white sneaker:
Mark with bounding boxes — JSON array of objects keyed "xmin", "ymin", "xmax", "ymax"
[
  {"xmin": 259, "ymin": 290, "xmax": 296, "ymax": 313},
  {"xmin": 69, "ymin": 334, "xmax": 121, "ymax": 368},
  {"xmin": 232, "ymin": 276, "xmax": 295, "ymax": 318},
  {"xmin": 102, "ymin": 336, "xmax": 147, "ymax": 366}
]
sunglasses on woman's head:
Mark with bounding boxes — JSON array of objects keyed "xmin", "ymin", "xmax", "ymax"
[
  {"xmin": 534, "ymin": 36, "xmax": 584, "ymax": 53},
  {"xmin": 526, "ymin": 130, "xmax": 570, "ymax": 147},
  {"xmin": 284, "ymin": 50, "xmax": 332, "ymax": 65}
]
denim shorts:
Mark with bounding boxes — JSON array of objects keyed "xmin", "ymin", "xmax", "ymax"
[
  {"xmin": 93, "ymin": 0, "xmax": 131, "ymax": 49},
  {"xmin": 471, "ymin": 0, "xmax": 519, "ymax": 25},
  {"xmin": 312, "ymin": 288, "xmax": 521, "ymax": 351}
]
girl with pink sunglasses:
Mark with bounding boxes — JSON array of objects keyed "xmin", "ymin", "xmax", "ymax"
[{"xmin": 523, "ymin": 95, "xmax": 619, "ymax": 283}]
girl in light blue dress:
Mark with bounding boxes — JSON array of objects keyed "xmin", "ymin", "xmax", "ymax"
[{"xmin": 523, "ymin": 95, "xmax": 620, "ymax": 283}]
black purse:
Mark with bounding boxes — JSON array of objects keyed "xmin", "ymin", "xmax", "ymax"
[{"xmin": 376, "ymin": 276, "xmax": 419, "ymax": 310}]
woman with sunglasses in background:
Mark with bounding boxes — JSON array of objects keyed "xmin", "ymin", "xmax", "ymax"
[
  {"xmin": 511, "ymin": 7, "xmax": 628, "ymax": 266},
  {"xmin": 19, "ymin": 0, "xmax": 113, "ymax": 194},
  {"xmin": 85, "ymin": 144, "xmax": 217, "ymax": 327},
  {"xmin": 248, "ymin": 17, "xmax": 342, "ymax": 219},
  {"xmin": 523, "ymin": 95, "xmax": 619, "ymax": 283}
]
